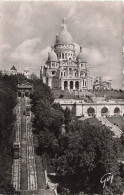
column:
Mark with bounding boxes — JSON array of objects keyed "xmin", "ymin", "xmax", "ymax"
[
  {"xmin": 67, "ymin": 81, "xmax": 70, "ymax": 90},
  {"xmin": 61, "ymin": 81, "xmax": 64, "ymax": 90},
  {"xmin": 73, "ymin": 81, "xmax": 75, "ymax": 90}
]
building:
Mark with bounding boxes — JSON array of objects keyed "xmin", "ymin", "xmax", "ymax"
[
  {"xmin": 1, "ymin": 66, "xmax": 30, "ymax": 78},
  {"xmin": 23, "ymin": 66, "xmax": 30, "ymax": 79},
  {"xmin": 93, "ymin": 77, "xmax": 112, "ymax": 90},
  {"xmin": 2, "ymin": 65, "xmax": 17, "ymax": 75},
  {"xmin": 40, "ymin": 18, "xmax": 93, "ymax": 91}
]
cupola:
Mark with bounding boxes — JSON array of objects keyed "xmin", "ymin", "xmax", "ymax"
[
  {"xmin": 76, "ymin": 45, "xmax": 86, "ymax": 62},
  {"xmin": 48, "ymin": 45, "xmax": 57, "ymax": 62},
  {"xmin": 55, "ymin": 18, "xmax": 73, "ymax": 45}
]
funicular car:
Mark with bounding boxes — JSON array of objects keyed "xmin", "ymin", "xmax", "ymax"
[{"xmin": 13, "ymin": 142, "xmax": 21, "ymax": 159}]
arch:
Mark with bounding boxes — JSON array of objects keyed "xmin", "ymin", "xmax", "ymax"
[
  {"xmin": 64, "ymin": 81, "xmax": 68, "ymax": 89},
  {"xmin": 101, "ymin": 107, "xmax": 109, "ymax": 116},
  {"xmin": 70, "ymin": 81, "xmax": 73, "ymax": 89},
  {"xmin": 75, "ymin": 81, "xmax": 79, "ymax": 89},
  {"xmin": 114, "ymin": 107, "xmax": 120, "ymax": 116},
  {"xmin": 87, "ymin": 107, "xmax": 95, "ymax": 116}
]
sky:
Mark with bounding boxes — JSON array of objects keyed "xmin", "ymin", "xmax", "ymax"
[{"xmin": 0, "ymin": 1, "xmax": 123, "ymax": 89}]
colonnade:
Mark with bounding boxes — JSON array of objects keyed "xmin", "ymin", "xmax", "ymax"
[{"xmin": 61, "ymin": 80, "xmax": 87, "ymax": 90}]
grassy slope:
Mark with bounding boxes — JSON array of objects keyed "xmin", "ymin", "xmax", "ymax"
[
  {"xmin": 107, "ymin": 116, "xmax": 124, "ymax": 132},
  {"xmin": 85, "ymin": 117, "xmax": 103, "ymax": 127},
  {"xmin": 95, "ymin": 90, "xmax": 124, "ymax": 99}
]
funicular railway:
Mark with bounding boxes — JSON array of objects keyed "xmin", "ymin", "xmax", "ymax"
[
  {"xmin": 12, "ymin": 84, "xmax": 38, "ymax": 192},
  {"xmin": 12, "ymin": 96, "xmax": 21, "ymax": 191},
  {"xmin": 11, "ymin": 84, "xmax": 56, "ymax": 195}
]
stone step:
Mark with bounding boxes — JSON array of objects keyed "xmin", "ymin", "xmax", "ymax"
[{"xmin": 16, "ymin": 189, "xmax": 55, "ymax": 195}]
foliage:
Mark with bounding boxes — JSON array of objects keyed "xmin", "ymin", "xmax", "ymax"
[
  {"xmin": 30, "ymin": 76, "xmax": 123, "ymax": 194},
  {"xmin": 0, "ymin": 74, "xmax": 18, "ymax": 192},
  {"xmin": 31, "ymin": 80, "xmax": 64, "ymax": 158},
  {"xmin": 0, "ymin": 73, "xmax": 29, "ymax": 192},
  {"xmin": 55, "ymin": 121, "xmax": 123, "ymax": 194}
]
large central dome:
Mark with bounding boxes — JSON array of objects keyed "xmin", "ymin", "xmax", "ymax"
[{"xmin": 56, "ymin": 18, "xmax": 73, "ymax": 45}]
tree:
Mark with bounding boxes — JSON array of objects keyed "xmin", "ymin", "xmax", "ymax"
[
  {"xmin": 55, "ymin": 121, "xmax": 123, "ymax": 194},
  {"xmin": 63, "ymin": 107, "xmax": 72, "ymax": 126},
  {"xmin": 0, "ymin": 74, "xmax": 18, "ymax": 193}
]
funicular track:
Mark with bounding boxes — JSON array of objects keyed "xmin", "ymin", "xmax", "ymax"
[
  {"xmin": 12, "ymin": 97, "xmax": 21, "ymax": 191},
  {"xmin": 26, "ymin": 97, "xmax": 37, "ymax": 190},
  {"xmin": 12, "ymin": 96, "xmax": 38, "ymax": 192}
]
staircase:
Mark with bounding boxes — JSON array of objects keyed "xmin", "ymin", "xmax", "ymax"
[{"xmin": 18, "ymin": 189, "xmax": 55, "ymax": 195}]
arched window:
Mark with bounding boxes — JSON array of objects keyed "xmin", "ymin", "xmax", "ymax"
[
  {"xmin": 114, "ymin": 107, "xmax": 120, "ymax": 116},
  {"xmin": 70, "ymin": 81, "xmax": 73, "ymax": 89},
  {"xmin": 101, "ymin": 107, "xmax": 108, "ymax": 116},
  {"xmin": 87, "ymin": 107, "xmax": 95, "ymax": 116},
  {"xmin": 75, "ymin": 81, "xmax": 79, "ymax": 89},
  {"xmin": 69, "ymin": 68, "xmax": 72, "ymax": 75},
  {"xmin": 64, "ymin": 81, "xmax": 68, "ymax": 89},
  {"xmin": 62, "ymin": 53, "xmax": 64, "ymax": 59}
]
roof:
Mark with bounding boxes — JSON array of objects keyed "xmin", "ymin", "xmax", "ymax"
[
  {"xmin": 17, "ymin": 84, "xmax": 33, "ymax": 89},
  {"xmin": 11, "ymin": 65, "xmax": 17, "ymax": 70},
  {"xmin": 55, "ymin": 18, "xmax": 73, "ymax": 45}
]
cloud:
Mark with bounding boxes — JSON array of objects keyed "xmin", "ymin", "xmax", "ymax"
[
  {"xmin": 0, "ymin": 1, "xmax": 123, "ymax": 88},
  {"xmin": 67, "ymin": 7, "xmax": 76, "ymax": 19}
]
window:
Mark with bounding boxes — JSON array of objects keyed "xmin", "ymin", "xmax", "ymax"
[
  {"xmin": 62, "ymin": 53, "xmax": 64, "ymax": 59},
  {"xmin": 69, "ymin": 68, "xmax": 71, "ymax": 75},
  {"xmin": 52, "ymin": 63, "xmax": 55, "ymax": 67}
]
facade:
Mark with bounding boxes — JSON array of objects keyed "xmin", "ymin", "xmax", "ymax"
[
  {"xmin": 40, "ymin": 18, "xmax": 93, "ymax": 91},
  {"xmin": 93, "ymin": 76, "xmax": 112, "ymax": 90},
  {"xmin": 23, "ymin": 67, "xmax": 30, "ymax": 79}
]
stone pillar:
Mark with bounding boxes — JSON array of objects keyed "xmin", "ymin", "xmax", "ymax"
[
  {"xmin": 67, "ymin": 81, "xmax": 70, "ymax": 90},
  {"xmin": 61, "ymin": 81, "xmax": 64, "ymax": 90},
  {"xmin": 48, "ymin": 77, "xmax": 52, "ymax": 88},
  {"xmin": 73, "ymin": 81, "xmax": 75, "ymax": 90},
  {"xmin": 75, "ymin": 104, "xmax": 82, "ymax": 116}
]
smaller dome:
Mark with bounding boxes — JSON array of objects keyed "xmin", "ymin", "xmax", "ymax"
[
  {"xmin": 76, "ymin": 46, "xmax": 86, "ymax": 62},
  {"xmin": 48, "ymin": 45, "xmax": 57, "ymax": 61},
  {"xmin": 24, "ymin": 66, "xmax": 29, "ymax": 71}
]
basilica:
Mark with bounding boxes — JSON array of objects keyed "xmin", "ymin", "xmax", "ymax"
[{"xmin": 40, "ymin": 18, "xmax": 94, "ymax": 91}]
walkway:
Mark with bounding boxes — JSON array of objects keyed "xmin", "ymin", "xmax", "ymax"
[{"xmin": 97, "ymin": 116, "xmax": 123, "ymax": 138}]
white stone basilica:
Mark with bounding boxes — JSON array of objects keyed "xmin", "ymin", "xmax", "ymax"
[{"xmin": 40, "ymin": 18, "xmax": 93, "ymax": 91}]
